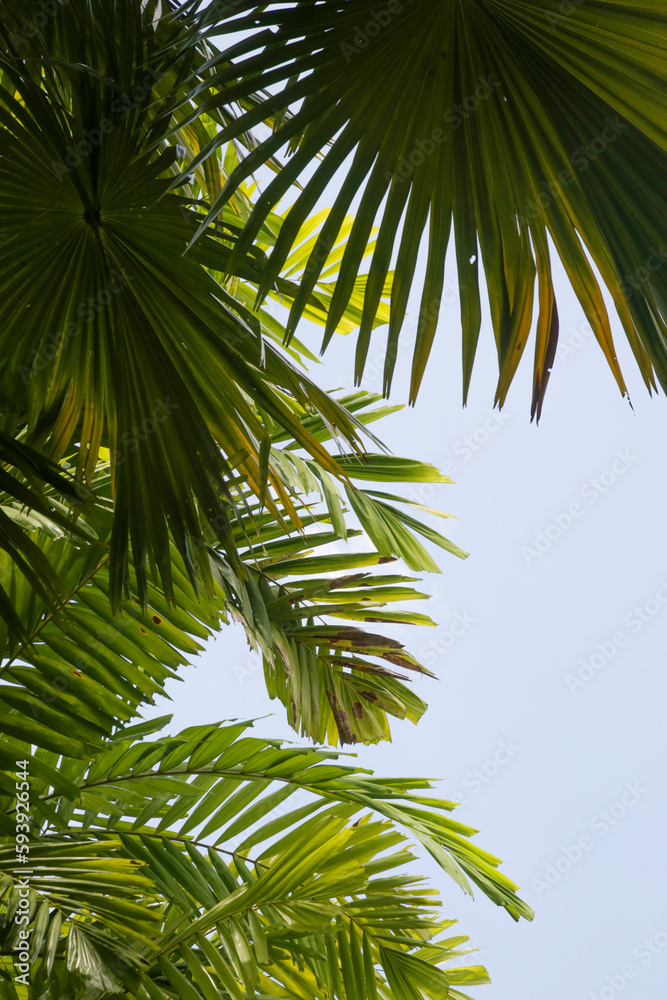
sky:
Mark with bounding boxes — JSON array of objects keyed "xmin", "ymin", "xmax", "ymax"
[{"xmin": 146, "ymin": 219, "xmax": 667, "ymax": 997}]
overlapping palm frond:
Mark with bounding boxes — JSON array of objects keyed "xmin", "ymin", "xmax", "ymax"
[
  {"xmin": 0, "ymin": 9, "xmax": 540, "ymax": 998},
  {"xmin": 0, "ymin": 388, "xmax": 465, "ymax": 750},
  {"xmin": 179, "ymin": 0, "xmax": 667, "ymax": 416},
  {"xmin": 170, "ymin": 116, "xmax": 396, "ymax": 341},
  {"xmin": 0, "ymin": 0, "xmax": 400, "ymax": 611},
  {"xmin": 0, "ymin": 717, "xmax": 531, "ymax": 998},
  {"xmin": 247, "ymin": 390, "xmax": 466, "ymax": 745},
  {"xmin": 0, "ymin": 440, "xmax": 522, "ymax": 998},
  {"xmin": 0, "ymin": 522, "xmax": 224, "ymax": 760}
]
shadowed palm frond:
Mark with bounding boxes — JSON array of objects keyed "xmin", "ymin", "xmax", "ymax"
[
  {"xmin": 0, "ymin": 0, "xmax": 392, "ymax": 611},
  {"xmin": 0, "ymin": 433, "xmax": 93, "ymax": 641}
]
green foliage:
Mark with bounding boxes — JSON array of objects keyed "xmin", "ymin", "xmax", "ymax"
[
  {"xmin": 0, "ymin": 0, "xmax": 379, "ymax": 608},
  {"xmin": 0, "ymin": 718, "xmax": 531, "ymax": 998},
  {"xmin": 0, "ymin": 0, "xmax": 467, "ymax": 749},
  {"xmin": 176, "ymin": 0, "xmax": 667, "ymax": 415},
  {"xmin": 0, "ymin": 4, "xmax": 543, "ymax": 997},
  {"xmin": 0, "ymin": 388, "xmax": 466, "ymax": 749}
]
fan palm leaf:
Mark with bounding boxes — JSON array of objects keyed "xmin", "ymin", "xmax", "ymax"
[
  {"xmin": 0, "ymin": 0, "xmax": 396, "ymax": 611},
  {"xmin": 180, "ymin": 0, "xmax": 667, "ymax": 415}
]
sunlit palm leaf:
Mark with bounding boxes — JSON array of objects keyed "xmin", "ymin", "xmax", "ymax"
[
  {"xmin": 0, "ymin": 717, "xmax": 530, "ymax": 997},
  {"xmin": 222, "ymin": 390, "xmax": 465, "ymax": 745},
  {"xmin": 1, "ymin": 398, "xmax": 464, "ymax": 748},
  {"xmin": 183, "ymin": 0, "xmax": 667, "ymax": 414}
]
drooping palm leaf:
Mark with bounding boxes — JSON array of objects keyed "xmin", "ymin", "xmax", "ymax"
[
  {"xmin": 181, "ymin": 0, "xmax": 667, "ymax": 415},
  {"xmin": 0, "ymin": 499, "xmax": 226, "ymax": 760},
  {"xmin": 169, "ymin": 125, "xmax": 396, "ymax": 341},
  {"xmin": 1, "ymin": 391, "xmax": 465, "ymax": 750},
  {"xmin": 209, "ymin": 389, "xmax": 465, "ymax": 745},
  {"xmin": 0, "ymin": 717, "xmax": 531, "ymax": 998}
]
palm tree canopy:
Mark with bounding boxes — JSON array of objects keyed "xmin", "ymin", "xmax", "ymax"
[
  {"xmin": 1, "ymin": 397, "xmax": 471, "ymax": 750},
  {"xmin": 3, "ymin": 0, "xmax": 664, "ymax": 617},
  {"xmin": 178, "ymin": 0, "xmax": 667, "ymax": 417},
  {"xmin": 0, "ymin": 6, "xmax": 544, "ymax": 996}
]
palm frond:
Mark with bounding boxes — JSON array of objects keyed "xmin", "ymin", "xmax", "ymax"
[
  {"xmin": 0, "ymin": 1, "xmax": 381, "ymax": 611},
  {"xmin": 181, "ymin": 0, "xmax": 667, "ymax": 415},
  {"xmin": 0, "ymin": 433, "xmax": 92, "ymax": 641},
  {"xmin": 0, "ymin": 717, "xmax": 531, "ymax": 998},
  {"xmin": 1, "ymin": 397, "xmax": 464, "ymax": 749},
  {"xmin": 0, "ymin": 473, "xmax": 226, "ymax": 760}
]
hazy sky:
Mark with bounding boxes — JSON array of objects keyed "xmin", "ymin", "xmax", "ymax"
[{"xmin": 147, "ymin": 237, "xmax": 667, "ymax": 1000}]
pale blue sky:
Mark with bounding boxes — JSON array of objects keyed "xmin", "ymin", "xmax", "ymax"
[{"xmin": 148, "ymin": 228, "xmax": 667, "ymax": 999}]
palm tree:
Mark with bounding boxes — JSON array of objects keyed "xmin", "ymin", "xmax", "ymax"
[{"xmin": 0, "ymin": 3, "xmax": 535, "ymax": 994}]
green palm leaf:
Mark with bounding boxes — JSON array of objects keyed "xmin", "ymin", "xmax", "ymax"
[
  {"xmin": 181, "ymin": 0, "xmax": 667, "ymax": 414},
  {"xmin": 0, "ymin": 10, "xmax": 547, "ymax": 998},
  {"xmin": 0, "ymin": 433, "xmax": 92, "ymax": 641},
  {"xmin": 0, "ymin": 1, "xmax": 386, "ymax": 610},
  {"xmin": 1, "ymin": 385, "xmax": 465, "ymax": 749},
  {"xmin": 0, "ymin": 717, "xmax": 530, "ymax": 998}
]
